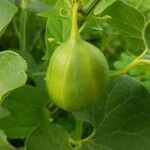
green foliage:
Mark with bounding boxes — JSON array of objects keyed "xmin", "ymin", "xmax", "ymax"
[
  {"xmin": 0, "ymin": 51, "xmax": 27, "ymax": 100},
  {"xmin": 94, "ymin": 0, "xmax": 116, "ymax": 15},
  {"xmin": 95, "ymin": 0, "xmax": 145, "ymax": 55},
  {"xmin": 26, "ymin": 124, "xmax": 73, "ymax": 150},
  {"xmin": 0, "ymin": 0, "xmax": 17, "ymax": 32},
  {"xmin": 75, "ymin": 76, "xmax": 150, "ymax": 150},
  {"xmin": 0, "ymin": 0, "xmax": 150, "ymax": 149},
  {"xmin": 41, "ymin": 0, "xmax": 71, "ymax": 59},
  {"xmin": 0, "ymin": 85, "xmax": 50, "ymax": 138}
]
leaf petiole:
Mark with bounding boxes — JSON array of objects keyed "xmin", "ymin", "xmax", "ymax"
[
  {"xmin": 69, "ymin": 128, "xmax": 95, "ymax": 145},
  {"xmin": 20, "ymin": 0, "xmax": 28, "ymax": 52},
  {"xmin": 110, "ymin": 49, "xmax": 149, "ymax": 77}
]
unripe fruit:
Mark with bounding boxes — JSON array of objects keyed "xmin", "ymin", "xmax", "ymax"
[{"xmin": 46, "ymin": 3, "xmax": 109, "ymax": 111}]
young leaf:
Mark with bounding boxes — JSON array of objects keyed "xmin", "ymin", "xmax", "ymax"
[
  {"xmin": 0, "ymin": 51, "xmax": 27, "ymax": 99},
  {"xmin": 0, "ymin": 0, "xmax": 17, "ymax": 31},
  {"xmin": 42, "ymin": 0, "xmax": 71, "ymax": 60},
  {"xmin": 0, "ymin": 85, "xmax": 50, "ymax": 138},
  {"xmin": 44, "ymin": 11, "xmax": 71, "ymax": 59},
  {"xmin": 26, "ymin": 123, "xmax": 73, "ymax": 150}
]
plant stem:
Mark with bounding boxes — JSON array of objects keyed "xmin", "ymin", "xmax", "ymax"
[
  {"xmin": 138, "ymin": 59, "xmax": 150, "ymax": 65},
  {"xmin": 110, "ymin": 49, "xmax": 149, "ymax": 77},
  {"xmin": 79, "ymin": 21, "xmax": 87, "ymax": 33},
  {"xmin": 71, "ymin": 2, "xmax": 80, "ymax": 39},
  {"xmin": 110, "ymin": 60, "xmax": 140, "ymax": 77},
  {"xmin": 74, "ymin": 120, "xmax": 83, "ymax": 140},
  {"xmin": 79, "ymin": 0, "xmax": 100, "ymax": 32},
  {"xmin": 69, "ymin": 128, "xmax": 95, "ymax": 145},
  {"xmin": 82, "ymin": 0, "xmax": 100, "ymax": 16},
  {"xmin": 12, "ymin": 19, "xmax": 21, "ymax": 39},
  {"xmin": 20, "ymin": 0, "xmax": 28, "ymax": 52}
]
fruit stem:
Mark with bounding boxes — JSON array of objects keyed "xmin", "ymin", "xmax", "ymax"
[{"xmin": 71, "ymin": 2, "xmax": 80, "ymax": 39}]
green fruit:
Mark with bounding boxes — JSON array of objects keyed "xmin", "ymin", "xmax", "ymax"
[{"xmin": 46, "ymin": 3, "xmax": 109, "ymax": 111}]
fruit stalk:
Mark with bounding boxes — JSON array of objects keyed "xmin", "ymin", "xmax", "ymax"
[
  {"xmin": 46, "ymin": 1, "xmax": 109, "ymax": 111},
  {"xmin": 71, "ymin": 3, "xmax": 80, "ymax": 39}
]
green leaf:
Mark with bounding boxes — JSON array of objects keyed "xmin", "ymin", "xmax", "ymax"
[
  {"xmin": 45, "ymin": 11, "xmax": 71, "ymax": 59},
  {"xmin": 81, "ymin": 16, "xmax": 104, "ymax": 34},
  {"xmin": 100, "ymin": 1, "xmax": 145, "ymax": 38},
  {"xmin": 95, "ymin": 0, "xmax": 146, "ymax": 55},
  {"xmin": 143, "ymin": 21, "xmax": 150, "ymax": 49},
  {"xmin": 139, "ymin": 0, "xmax": 150, "ymax": 10},
  {"xmin": 126, "ymin": 36, "xmax": 145, "ymax": 55},
  {"xmin": 42, "ymin": 0, "xmax": 71, "ymax": 60},
  {"xmin": 94, "ymin": 79, "xmax": 149, "ymax": 136},
  {"xmin": 94, "ymin": 0, "xmax": 116, "ymax": 15},
  {"xmin": 44, "ymin": 10, "xmax": 71, "ymax": 59},
  {"xmin": 28, "ymin": 0, "xmax": 51, "ymax": 13},
  {"xmin": 26, "ymin": 123, "xmax": 73, "ymax": 150},
  {"xmin": 125, "ymin": 0, "xmax": 150, "ymax": 11},
  {"xmin": 74, "ymin": 76, "xmax": 150, "ymax": 150},
  {"xmin": 81, "ymin": 142, "xmax": 109, "ymax": 150},
  {"xmin": 0, "ymin": 130, "xmax": 16, "ymax": 150},
  {"xmin": 0, "ymin": 85, "xmax": 50, "ymax": 138},
  {"xmin": 0, "ymin": 51, "xmax": 27, "ymax": 99},
  {"xmin": 0, "ymin": 0, "xmax": 17, "ymax": 31}
]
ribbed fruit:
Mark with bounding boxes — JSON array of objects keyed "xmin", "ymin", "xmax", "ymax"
[{"xmin": 45, "ymin": 3, "xmax": 109, "ymax": 111}]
